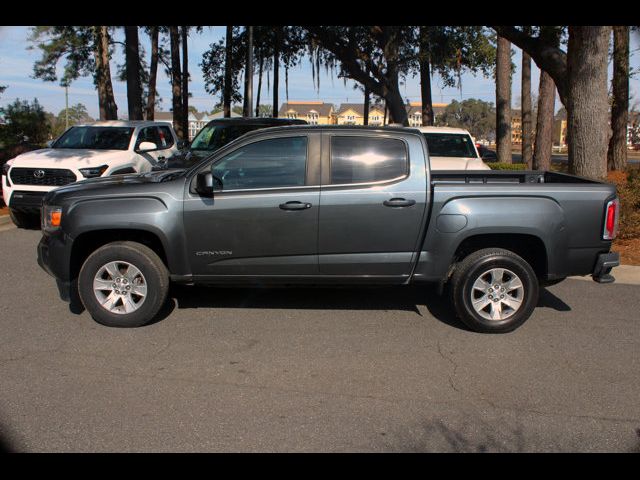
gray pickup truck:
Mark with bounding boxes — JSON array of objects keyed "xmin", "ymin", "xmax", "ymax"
[{"xmin": 37, "ymin": 126, "xmax": 620, "ymax": 333}]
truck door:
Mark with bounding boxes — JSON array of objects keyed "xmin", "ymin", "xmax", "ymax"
[
  {"xmin": 183, "ymin": 133, "xmax": 320, "ymax": 278},
  {"xmin": 318, "ymin": 132, "xmax": 428, "ymax": 279}
]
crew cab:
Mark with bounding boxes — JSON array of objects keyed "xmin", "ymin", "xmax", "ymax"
[
  {"xmin": 37, "ymin": 126, "xmax": 620, "ymax": 333},
  {"xmin": 2, "ymin": 120, "xmax": 179, "ymax": 227},
  {"xmin": 414, "ymin": 126, "xmax": 491, "ymax": 170}
]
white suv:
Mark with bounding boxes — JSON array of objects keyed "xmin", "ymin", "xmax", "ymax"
[
  {"xmin": 2, "ymin": 120, "xmax": 179, "ymax": 227},
  {"xmin": 412, "ymin": 126, "xmax": 491, "ymax": 170}
]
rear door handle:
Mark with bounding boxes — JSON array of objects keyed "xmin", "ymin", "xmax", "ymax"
[
  {"xmin": 383, "ymin": 198, "xmax": 416, "ymax": 208},
  {"xmin": 279, "ymin": 201, "xmax": 312, "ymax": 211}
]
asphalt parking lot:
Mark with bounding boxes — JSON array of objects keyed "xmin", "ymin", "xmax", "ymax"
[{"xmin": 0, "ymin": 225, "xmax": 639, "ymax": 452}]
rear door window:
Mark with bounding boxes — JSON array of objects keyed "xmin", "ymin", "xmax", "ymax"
[{"xmin": 330, "ymin": 136, "xmax": 408, "ymax": 185}]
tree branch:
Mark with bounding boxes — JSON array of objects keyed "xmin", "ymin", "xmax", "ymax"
[{"xmin": 491, "ymin": 25, "xmax": 568, "ymax": 103}]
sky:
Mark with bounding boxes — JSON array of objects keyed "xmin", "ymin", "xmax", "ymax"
[{"xmin": 1, "ymin": 26, "xmax": 639, "ymax": 119}]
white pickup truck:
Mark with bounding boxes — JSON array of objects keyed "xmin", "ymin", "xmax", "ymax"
[
  {"xmin": 413, "ymin": 126, "xmax": 491, "ymax": 170},
  {"xmin": 2, "ymin": 120, "xmax": 179, "ymax": 227}
]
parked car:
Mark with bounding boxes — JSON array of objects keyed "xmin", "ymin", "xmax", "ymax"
[
  {"xmin": 412, "ymin": 126, "xmax": 491, "ymax": 170},
  {"xmin": 38, "ymin": 125, "xmax": 619, "ymax": 333},
  {"xmin": 2, "ymin": 121, "xmax": 179, "ymax": 228},
  {"xmin": 476, "ymin": 143, "xmax": 497, "ymax": 161},
  {"xmin": 164, "ymin": 117, "xmax": 308, "ymax": 169}
]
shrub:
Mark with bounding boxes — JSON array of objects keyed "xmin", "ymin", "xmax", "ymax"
[
  {"xmin": 607, "ymin": 170, "xmax": 640, "ymax": 239},
  {"xmin": 486, "ymin": 162, "xmax": 527, "ymax": 170}
]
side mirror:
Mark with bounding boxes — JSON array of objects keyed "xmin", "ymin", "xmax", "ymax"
[
  {"xmin": 195, "ymin": 171, "xmax": 223, "ymax": 197},
  {"xmin": 137, "ymin": 141, "xmax": 157, "ymax": 153}
]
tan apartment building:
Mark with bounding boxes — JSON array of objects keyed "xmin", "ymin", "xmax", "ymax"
[
  {"xmin": 406, "ymin": 102, "xmax": 448, "ymax": 126},
  {"xmin": 334, "ymin": 103, "xmax": 386, "ymax": 126},
  {"xmin": 278, "ymin": 101, "xmax": 334, "ymax": 124}
]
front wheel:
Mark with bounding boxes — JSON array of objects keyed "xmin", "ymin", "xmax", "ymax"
[
  {"xmin": 450, "ymin": 248, "xmax": 539, "ymax": 333},
  {"xmin": 78, "ymin": 241, "xmax": 169, "ymax": 327}
]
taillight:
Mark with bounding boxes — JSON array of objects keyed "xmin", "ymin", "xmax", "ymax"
[{"xmin": 603, "ymin": 198, "xmax": 619, "ymax": 240}]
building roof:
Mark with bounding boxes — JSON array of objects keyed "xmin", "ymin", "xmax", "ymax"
[
  {"xmin": 278, "ymin": 102, "xmax": 334, "ymax": 117},
  {"xmin": 336, "ymin": 103, "xmax": 385, "ymax": 116}
]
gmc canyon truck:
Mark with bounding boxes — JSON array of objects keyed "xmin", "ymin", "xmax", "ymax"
[{"xmin": 37, "ymin": 126, "xmax": 620, "ymax": 333}]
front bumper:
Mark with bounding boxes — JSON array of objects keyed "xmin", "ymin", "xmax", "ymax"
[
  {"xmin": 592, "ymin": 252, "xmax": 619, "ymax": 284},
  {"xmin": 9, "ymin": 190, "xmax": 47, "ymax": 213}
]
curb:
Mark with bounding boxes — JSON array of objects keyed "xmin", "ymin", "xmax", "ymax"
[{"xmin": 0, "ymin": 215, "xmax": 11, "ymax": 226}]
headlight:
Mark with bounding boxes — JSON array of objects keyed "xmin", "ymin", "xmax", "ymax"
[
  {"xmin": 2, "ymin": 160, "xmax": 13, "ymax": 176},
  {"xmin": 42, "ymin": 205, "xmax": 63, "ymax": 230},
  {"xmin": 79, "ymin": 165, "xmax": 108, "ymax": 178}
]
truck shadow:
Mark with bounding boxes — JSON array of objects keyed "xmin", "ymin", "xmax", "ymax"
[{"xmin": 165, "ymin": 284, "xmax": 572, "ymax": 331}]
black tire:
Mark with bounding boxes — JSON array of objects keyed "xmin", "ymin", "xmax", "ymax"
[
  {"xmin": 78, "ymin": 241, "xmax": 169, "ymax": 328},
  {"xmin": 9, "ymin": 208, "xmax": 39, "ymax": 229},
  {"xmin": 450, "ymin": 248, "xmax": 539, "ymax": 333}
]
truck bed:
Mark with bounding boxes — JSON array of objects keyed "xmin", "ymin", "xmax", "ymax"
[{"xmin": 431, "ymin": 170, "xmax": 601, "ymax": 185}]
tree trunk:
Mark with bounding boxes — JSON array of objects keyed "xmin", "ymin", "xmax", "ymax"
[
  {"xmin": 533, "ymin": 71, "xmax": 556, "ymax": 171},
  {"xmin": 607, "ymin": 25, "xmax": 629, "ymax": 172},
  {"xmin": 567, "ymin": 26, "xmax": 611, "ymax": 180},
  {"xmin": 272, "ymin": 28, "xmax": 280, "ymax": 118},
  {"xmin": 93, "ymin": 26, "xmax": 118, "ymax": 120},
  {"xmin": 419, "ymin": 26, "xmax": 434, "ymax": 126},
  {"xmin": 385, "ymin": 82, "xmax": 407, "ymax": 125},
  {"xmin": 169, "ymin": 26, "xmax": 184, "ymax": 140},
  {"xmin": 124, "ymin": 26, "xmax": 143, "ymax": 120},
  {"xmin": 363, "ymin": 67, "xmax": 370, "ymax": 126},
  {"xmin": 521, "ymin": 49, "xmax": 533, "ymax": 168},
  {"xmin": 496, "ymin": 35, "xmax": 512, "ymax": 163},
  {"xmin": 146, "ymin": 27, "xmax": 159, "ymax": 121},
  {"xmin": 255, "ymin": 53, "xmax": 263, "ymax": 117},
  {"xmin": 224, "ymin": 25, "xmax": 233, "ymax": 118},
  {"xmin": 243, "ymin": 26, "xmax": 254, "ymax": 117},
  {"xmin": 181, "ymin": 26, "xmax": 189, "ymax": 140}
]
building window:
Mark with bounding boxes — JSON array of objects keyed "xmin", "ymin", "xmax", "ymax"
[{"xmin": 307, "ymin": 112, "xmax": 319, "ymax": 125}]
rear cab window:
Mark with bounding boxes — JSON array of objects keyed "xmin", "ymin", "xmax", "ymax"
[{"xmin": 329, "ymin": 136, "xmax": 408, "ymax": 185}]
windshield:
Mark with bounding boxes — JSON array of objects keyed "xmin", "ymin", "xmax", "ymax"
[
  {"xmin": 53, "ymin": 126, "xmax": 134, "ymax": 150},
  {"xmin": 423, "ymin": 133, "xmax": 478, "ymax": 158},
  {"xmin": 190, "ymin": 124, "xmax": 262, "ymax": 151}
]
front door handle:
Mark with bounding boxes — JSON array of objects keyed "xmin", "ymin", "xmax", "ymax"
[
  {"xmin": 279, "ymin": 201, "xmax": 312, "ymax": 211},
  {"xmin": 383, "ymin": 198, "xmax": 416, "ymax": 208}
]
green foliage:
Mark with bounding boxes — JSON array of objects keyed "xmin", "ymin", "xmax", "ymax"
[
  {"xmin": 47, "ymin": 103, "xmax": 94, "ymax": 139},
  {"xmin": 436, "ymin": 98, "xmax": 496, "ymax": 140},
  {"xmin": 256, "ymin": 104, "xmax": 273, "ymax": 117},
  {"xmin": 200, "ymin": 26, "xmax": 245, "ymax": 107},
  {"xmin": 487, "ymin": 162, "xmax": 526, "ymax": 170},
  {"xmin": 29, "ymin": 26, "xmax": 97, "ymax": 87},
  {"xmin": 412, "ymin": 26, "xmax": 496, "ymax": 88},
  {"xmin": 0, "ymin": 98, "xmax": 50, "ymax": 147}
]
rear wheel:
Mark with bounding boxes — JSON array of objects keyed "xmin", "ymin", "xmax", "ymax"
[
  {"xmin": 78, "ymin": 241, "xmax": 169, "ymax": 327},
  {"xmin": 450, "ymin": 248, "xmax": 539, "ymax": 333}
]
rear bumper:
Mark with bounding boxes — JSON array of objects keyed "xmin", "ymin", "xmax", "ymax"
[{"xmin": 592, "ymin": 252, "xmax": 619, "ymax": 283}]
